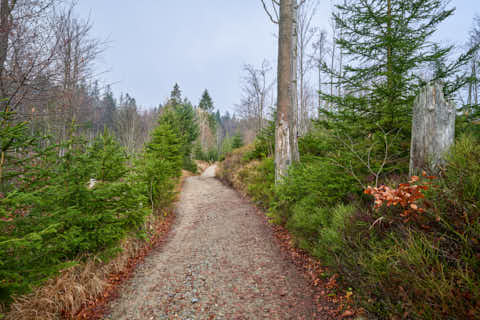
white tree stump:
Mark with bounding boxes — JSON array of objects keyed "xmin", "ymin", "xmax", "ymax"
[{"xmin": 409, "ymin": 82, "xmax": 455, "ymax": 176}]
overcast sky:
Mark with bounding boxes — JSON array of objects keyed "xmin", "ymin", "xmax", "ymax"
[{"xmin": 76, "ymin": 1, "xmax": 479, "ymax": 113}]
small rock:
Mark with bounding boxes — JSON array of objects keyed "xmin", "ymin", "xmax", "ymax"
[{"xmin": 191, "ymin": 298, "xmax": 199, "ymax": 304}]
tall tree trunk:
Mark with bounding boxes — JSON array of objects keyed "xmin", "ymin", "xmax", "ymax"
[
  {"xmin": 329, "ymin": 17, "xmax": 336, "ymax": 111},
  {"xmin": 0, "ymin": 0, "xmax": 14, "ymax": 103},
  {"xmin": 290, "ymin": 0, "xmax": 299, "ymax": 162},
  {"xmin": 386, "ymin": 0, "xmax": 394, "ymax": 125},
  {"xmin": 275, "ymin": 0, "xmax": 298, "ymax": 182}
]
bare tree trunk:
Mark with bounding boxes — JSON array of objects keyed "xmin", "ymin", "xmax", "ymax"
[
  {"xmin": 474, "ymin": 61, "xmax": 478, "ymax": 105},
  {"xmin": 409, "ymin": 82, "xmax": 455, "ymax": 176},
  {"xmin": 0, "ymin": 0, "xmax": 15, "ymax": 101},
  {"xmin": 290, "ymin": 0, "xmax": 299, "ymax": 162},
  {"xmin": 329, "ymin": 17, "xmax": 336, "ymax": 111},
  {"xmin": 276, "ymin": 0, "xmax": 297, "ymax": 182}
]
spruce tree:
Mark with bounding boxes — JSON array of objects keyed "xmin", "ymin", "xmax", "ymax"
[
  {"xmin": 169, "ymin": 83, "xmax": 182, "ymax": 105},
  {"xmin": 323, "ymin": 0, "xmax": 471, "ymax": 135},
  {"xmin": 101, "ymin": 85, "xmax": 116, "ymax": 131},
  {"xmin": 198, "ymin": 89, "xmax": 214, "ymax": 111},
  {"xmin": 232, "ymin": 133, "xmax": 244, "ymax": 149}
]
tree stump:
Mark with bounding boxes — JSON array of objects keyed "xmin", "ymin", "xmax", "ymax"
[{"xmin": 409, "ymin": 82, "xmax": 455, "ymax": 176}]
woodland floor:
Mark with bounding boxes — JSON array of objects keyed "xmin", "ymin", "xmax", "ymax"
[{"xmin": 104, "ymin": 165, "xmax": 319, "ymax": 320}]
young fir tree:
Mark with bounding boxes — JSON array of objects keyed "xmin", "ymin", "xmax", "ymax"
[
  {"xmin": 101, "ymin": 86, "xmax": 116, "ymax": 132},
  {"xmin": 159, "ymin": 102, "xmax": 199, "ymax": 171},
  {"xmin": 169, "ymin": 83, "xmax": 182, "ymax": 106},
  {"xmin": 322, "ymin": 0, "xmax": 472, "ymax": 136},
  {"xmin": 198, "ymin": 89, "xmax": 214, "ymax": 111},
  {"xmin": 142, "ymin": 121, "xmax": 183, "ymax": 208},
  {"xmin": 232, "ymin": 133, "xmax": 244, "ymax": 149},
  {"xmin": 88, "ymin": 128, "xmax": 127, "ymax": 182}
]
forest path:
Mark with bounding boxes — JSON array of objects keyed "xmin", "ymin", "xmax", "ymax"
[{"xmin": 106, "ymin": 165, "xmax": 314, "ymax": 319}]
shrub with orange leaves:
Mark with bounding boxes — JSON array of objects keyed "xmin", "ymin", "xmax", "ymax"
[{"xmin": 364, "ymin": 172, "xmax": 435, "ymax": 222}]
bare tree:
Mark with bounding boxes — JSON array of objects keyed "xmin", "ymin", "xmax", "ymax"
[
  {"xmin": 236, "ymin": 60, "xmax": 273, "ymax": 133},
  {"xmin": 297, "ymin": 0, "xmax": 317, "ymax": 135},
  {"xmin": 467, "ymin": 14, "xmax": 480, "ymax": 107},
  {"xmin": 0, "ymin": 0, "xmax": 61, "ymax": 112},
  {"xmin": 312, "ymin": 29, "xmax": 327, "ymax": 117},
  {"xmin": 52, "ymin": 4, "xmax": 105, "ymax": 142}
]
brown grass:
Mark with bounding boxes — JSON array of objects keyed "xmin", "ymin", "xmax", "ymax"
[
  {"xmin": 3, "ymin": 171, "xmax": 189, "ymax": 320},
  {"xmin": 194, "ymin": 160, "xmax": 210, "ymax": 174},
  {"xmin": 215, "ymin": 145, "xmax": 256, "ymax": 195}
]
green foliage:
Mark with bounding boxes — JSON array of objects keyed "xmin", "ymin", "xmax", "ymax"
[
  {"xmin": 159, "ymin": 102, "xmax": 199, "ymax": 172},
  {"xmin": 89, "ymin": 128, "xmax": 127, "ymax": 182},
  {"xmin": 0, "ymin": 132, "xmax": 149, "ymax": 304},
  {"xmin": 271, "ymin": 157, "xmax": 360, "ymax": 224},
  {"xmin": 219, "ymin": 127, "xmax": 480, "ymax": 319},
  {"xmin": 245, "ymin": 120, "xmax": 275, "ymax": 161},
  {"xmin": 231, "ymin": 133, "xmax": 244, "ymax": 149},
  {"xmin": 243, "ymin": 158, "xmax": 275, "ymax": 208},
  {"xmin": 138, "ymin": 120, "xmax": 183, "ymax": 209},
  {"xmin": 198, "ymin": 89, "xmax": 214, "ymax": 112}
]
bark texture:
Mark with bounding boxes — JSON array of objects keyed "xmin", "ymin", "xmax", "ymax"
[
  {"xmin": 275, "ymin": 0, "xmax": 300, "ymax": 182},
  {"xmin": 409, "ymin": 82, "xmax": 455, "ymax": 176}
]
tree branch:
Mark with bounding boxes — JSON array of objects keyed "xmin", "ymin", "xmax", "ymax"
[{"xmin": 261, "ymin": 0, "xmax": 279, "ymax": 24}]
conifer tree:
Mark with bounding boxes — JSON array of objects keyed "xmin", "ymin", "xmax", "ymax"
[
  {"xmin": 169, "ymin": 83, "xmax": 182, "ymax": 105},
  {"xmin": 88, "ymin": 128, "xmax": 127, "ymax": 182},
  {"xmin": 322, "ymin": 0, "xmax": 472, "ymax": 135},
  {"xmin": 101, "ymin": 86, "xmax": 116, "ymax": 131},
  {"xmin": 198, "ymin": 89, "xmax": 214, "ymax": 111},
  {"xmin": 232, "ymin": 133, "xmax": 244, "ymax": 149}
]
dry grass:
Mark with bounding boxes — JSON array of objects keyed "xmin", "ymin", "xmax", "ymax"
[
  {"xmin": 5, "ymin": 233, "xmax": 146, "ymax": 320},
  {"xmin": 3, "ymin": 170, "xmax": 191, "ymax": 320},
  {"xmin": 194, "ymin": 160, "xmax": 210, "ymax": 174},
  {"xmin": 216, "ymin": 145, "xmax": 255, "ymax": 194}
]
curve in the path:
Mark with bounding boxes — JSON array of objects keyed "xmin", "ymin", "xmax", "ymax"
[{"xmin": 106, "ymin": 165, "xmax": 314, "ymax": 320}]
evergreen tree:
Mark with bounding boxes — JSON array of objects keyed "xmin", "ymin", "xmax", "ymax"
[
  {"xmin": 169, "ymin": 83, "xmax": 182, "ymax": 106},
  {"xmin": 101, "ymin": 85, "xmax": 116, "ymax": 132},
  {"xmin": 323, "ymin": 0, "xmax": 472, "ymax": 135},
  {"xmin": 159, "ymin": 102, "xmax": 199, "ymax": 171},
  {"xmin": 198, "ymin": 89, "xmax": 214, "ymax": 111},
  {"xmin": 88, "ymin": 128, "xmax": 127, "ymax": 182},
  {"xmin": 232, "ymin": 133, "xmax": 244, "ymax": 149}
]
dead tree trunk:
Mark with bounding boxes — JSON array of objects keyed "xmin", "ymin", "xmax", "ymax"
[{"xmin": 409, "ymin": 82, "xmax": 455, "ymax": 176}]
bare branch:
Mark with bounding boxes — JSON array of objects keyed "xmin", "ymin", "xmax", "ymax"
[{"xmin": 260, "ymin": 0, "xmax": 278, "ymax": 24}]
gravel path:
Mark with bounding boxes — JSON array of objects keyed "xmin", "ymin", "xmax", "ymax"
[{"xmin": 106, "ymin": 165, "xmax": 314, "ymax": 319}]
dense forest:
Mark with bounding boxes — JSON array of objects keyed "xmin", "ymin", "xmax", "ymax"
[{"xmin": 1, "ymin": 0, "xmax": 480, "ymax": 319}]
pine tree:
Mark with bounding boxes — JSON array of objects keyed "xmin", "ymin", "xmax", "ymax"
[{"xmin": 198, "ymin": 89, "xmax": 214, "ymax": 111}]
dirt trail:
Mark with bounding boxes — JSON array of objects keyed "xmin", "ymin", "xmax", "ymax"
[{"xmin": 106, "ymin": 165, "xmax": 314, "ymax": 319}]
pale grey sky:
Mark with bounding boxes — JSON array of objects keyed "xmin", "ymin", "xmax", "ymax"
[{"xmin": 76, "ymin": 1, "xmax": 479, "ymax": 113}]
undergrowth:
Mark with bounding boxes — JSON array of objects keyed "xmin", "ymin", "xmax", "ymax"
[{"xmin": 218, "ymin": 128, "xmax": 480, "ymax": 320}]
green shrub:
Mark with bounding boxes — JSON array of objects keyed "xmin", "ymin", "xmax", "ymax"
[
  {"xmin": 0, "ymin": 133, "xmax": 148, "ymax": 304},
  {"xmin": 271, "ymin": 158, "xmax": 360, "ymax": 223},
  {"xmin": 244, "ymin": 158, "xmax": 275, "ymax": 208}
]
